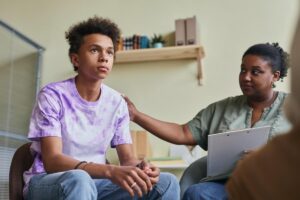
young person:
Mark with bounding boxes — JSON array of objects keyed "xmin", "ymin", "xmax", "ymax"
[
  {"xmin": 124, "ymin": 42, "xmax": 291, "ymax": 200},
  {"xmin": 23, "ymin": 16, "xmax": 179, "ymax": 200}
]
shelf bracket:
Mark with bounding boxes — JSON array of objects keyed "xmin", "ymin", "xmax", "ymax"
[{"xmin": 197, "ymin": 48, "xmax": 204, "ymax": 85}]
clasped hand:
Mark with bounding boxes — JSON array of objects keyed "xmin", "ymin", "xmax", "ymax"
[{"xmin": 110, "ymin": 161, "xmax": 160, "ymax": 197}]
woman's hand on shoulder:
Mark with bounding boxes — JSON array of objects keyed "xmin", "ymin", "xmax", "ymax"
[{"xmin": 122, "ymin": 94, "xmax": 139, "ymax": 122}]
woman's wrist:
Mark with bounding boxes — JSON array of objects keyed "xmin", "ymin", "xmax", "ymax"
[{"xmin": 132, "ymin": 110, "xmax": 143, "ymax": 123}]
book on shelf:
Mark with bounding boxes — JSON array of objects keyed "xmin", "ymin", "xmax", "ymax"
[
  {"xmin": 175, "ymin": 18, "xmax": 186, "ymax": 46},
  {"xmin": 119, "ymin": 35, "xmax": 150, "ymax": 51},
  {"xmin": 186, "ymin": 16, "xmax": 197, "ymax": 45}
]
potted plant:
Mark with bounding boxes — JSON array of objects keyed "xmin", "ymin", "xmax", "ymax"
[{"xmin": 151, "ymin": 34, "xmax": 166, "ymax": 48}]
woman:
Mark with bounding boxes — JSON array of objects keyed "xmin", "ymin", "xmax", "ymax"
[
  {"xmin": 226, "ymin": 18, "xmax": 300, "ymax": 200},
  {"xmin": 124, "ymin": 42, "xmax": 291, "ymax": 200}
]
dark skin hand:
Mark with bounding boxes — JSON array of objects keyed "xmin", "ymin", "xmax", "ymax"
[{"xmin": 137, "ymin": 159, "xmax": 160, "ymax": 185}]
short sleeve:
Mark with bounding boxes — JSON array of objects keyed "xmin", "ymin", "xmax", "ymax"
[
  {"xmin": 187, "ymin": 103, "xmax": 216, "ymax": 150},
  {"xmin": 110, "ymin": 98, "xmax": 132, "ymax": 147},
  {"xmin": 28, "ymin": 88, "xmax": 62, "ymax": 141}
]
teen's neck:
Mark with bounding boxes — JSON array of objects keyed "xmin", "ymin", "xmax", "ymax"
[{"xmin": 75, "ymin": 76, "xmax": 102, "ymax": 102}]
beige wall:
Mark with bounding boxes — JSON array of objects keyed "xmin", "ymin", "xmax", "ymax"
[{"xmin": 0, "ymin": 0, "xmax": 299, "ymax": 158}]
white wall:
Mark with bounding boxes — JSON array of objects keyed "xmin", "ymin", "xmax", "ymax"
[{"xmin": 0, "ymin": 0, "xmax": 298, "ymax": 157}]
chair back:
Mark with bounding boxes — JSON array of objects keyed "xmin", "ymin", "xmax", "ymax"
[
  {"xmin": 179, "ymin": 156, "xmax": 207, "ymax": 199},
  {"xmin": 9, "ymin": 142, "xmax": 33, "ymax": 200}
]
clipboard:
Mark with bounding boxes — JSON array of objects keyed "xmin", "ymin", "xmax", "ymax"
[{"xmin": 206, "ymin": 126, "xmax": 271, "ymax": 178}]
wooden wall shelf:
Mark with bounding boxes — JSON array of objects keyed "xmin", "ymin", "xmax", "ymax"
[{"xmin": 115, "ymin": 45, "xmax": 205, "ymax": 85}]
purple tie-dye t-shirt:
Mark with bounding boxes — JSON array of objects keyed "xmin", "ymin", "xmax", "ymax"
[{"xmin": 23, "ymin": 77, "xmax": 132, "ymax": 193}]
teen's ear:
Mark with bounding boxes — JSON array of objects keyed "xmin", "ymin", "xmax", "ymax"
[
  {"xmin": 69, "ymin": 53, "xmax": 79, "ymax": 67},
  {"xmin": 273, "ymin": 70, "xmax": 280, "ymax": 82}
]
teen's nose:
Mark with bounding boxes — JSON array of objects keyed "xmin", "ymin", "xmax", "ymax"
[
  {"xmin": 99, "ymin": 57, "xmax": 108, "ymax": 63},
  {"xmin": 98, "ymin": 50, "xmax": 108, "ymax": 63}
]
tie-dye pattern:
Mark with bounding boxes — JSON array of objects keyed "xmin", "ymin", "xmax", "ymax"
[{"xmin": 23, "ymin": 77, "xmax": 131, "ymax": 193}]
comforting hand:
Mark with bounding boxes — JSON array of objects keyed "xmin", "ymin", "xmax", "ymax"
[
  {"xmin": 122, "ymin": 95, "xmax": 138, "ymax": 122},
  {"xmin": 108, "ymin": 165, "xmax": 152, "ymax": 197}
]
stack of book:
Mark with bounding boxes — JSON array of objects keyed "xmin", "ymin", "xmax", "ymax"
[{"xmin": 118, "ymin": 35, "xmax": 150, "ymax": 51}]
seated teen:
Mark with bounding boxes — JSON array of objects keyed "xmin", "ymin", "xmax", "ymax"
[{"xmin": 23, "ymin": 16, "xmax": 179, "ymax": 200}]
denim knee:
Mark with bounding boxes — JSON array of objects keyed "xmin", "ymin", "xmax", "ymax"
[
  {"xmin": 183, "ymin": 184, "xmax": 200, "ymax": 200},
  {"xmin": 60, "ymin": 170, "xmax": 97, "ymax": 199},
  {"xmin": 157, "ymin": 172, "xmax": 180, "ymax": 199},
  {"xmin": 183, "ymin": 182, "xmax": 227, "ymax": 200}
]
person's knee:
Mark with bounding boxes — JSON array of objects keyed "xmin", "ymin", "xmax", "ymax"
[
  {"xmin": 159, "ymin": 172, "xmax": 180, "ymax": 192},
  {"xmin": 60, "ymin": 170, "xmax": 97, "ymax": 196},
  {"xmin": 61, "ymin": 170, "xmax": 91, "ymax": 182},
  {"xmin": 183, "ymin": 182, "xmax": 227, "ymax": 200},
  {"xmin": 183, "ymin": 184, "xmax": 201, "ymax": 199}
]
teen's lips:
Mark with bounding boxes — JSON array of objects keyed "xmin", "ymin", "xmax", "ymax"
[{"xmin": 97, "ymin": 66, "xmax": 109, "ymax": 72}]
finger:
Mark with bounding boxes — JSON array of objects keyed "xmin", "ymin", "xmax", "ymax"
[
  {"xmin": 141, "ymin": 160, "xmax": 150, "ymax": 169},
  {"xmin": 147, "ymin": 165, "xmax": 160, "ymax": 177},
  {"xmin": 149, "ymin": 176, "xmax": 159, "ymax": 185},
  {"xmin": 149, "ymin": 163, "xmax": 159, "ymax": 171},
  {"xmin": 124, "ymin": 177, "xmax": 144, "ymax": 198},
  {"xmin": 129, "ymin": 168, "xmax": 151, "ymax": 194},
  {"xmin": 136, "ymin": 159, "xmax": 144, "ymax": 169},
  {"xmin": 138, "ymin": 160, "xmax": 151, "ymax": 174},
  {"xmin": 146, "ymin": 170, "xmax": 158, "ymax": 178},
  {"xmin": 131, "ymin": 181, "xmax": 143, "ymax": 197},
  {"xmin": 135, "ymin": 168, "xmax": 153, "ymax": 192},
  {"xmin": 122, "ymin": 179, "xmax": 135, "ymax": 197}
]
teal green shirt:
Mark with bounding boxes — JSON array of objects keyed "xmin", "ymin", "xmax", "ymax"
[{"xmin": 188, "ymin": 91, "xmax": 291, "ymax": 150}]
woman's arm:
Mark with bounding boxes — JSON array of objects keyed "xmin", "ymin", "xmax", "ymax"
[{"xmin": 124, "ymin": 95, "xmax": 196, "ymax": 145}]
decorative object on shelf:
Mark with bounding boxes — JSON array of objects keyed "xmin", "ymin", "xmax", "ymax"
[
  {"xmin": 151, "ymin": 34, "xmax": 166, "ymax": 48},
  {"xmin": 175, "ymin": 16, "xmax": 198, "ymax": 46}
]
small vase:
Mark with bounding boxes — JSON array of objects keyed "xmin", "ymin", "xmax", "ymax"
[{"xmin": 153, "ymin": 42, "xmax": 163, "ymax": 48}]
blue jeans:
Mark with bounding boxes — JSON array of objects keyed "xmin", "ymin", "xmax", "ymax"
[
  {"xmin": 182, "ymin": 181, "xmax": 228, "ymax": 200},
  {"xmin": 25, "ymin": 170, "xmax": 180, "ymax": 200}
]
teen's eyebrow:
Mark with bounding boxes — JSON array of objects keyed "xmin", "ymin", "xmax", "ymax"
[{"xmin": 89, "ymin": 44, "xmax": 114, "ymax": 49}]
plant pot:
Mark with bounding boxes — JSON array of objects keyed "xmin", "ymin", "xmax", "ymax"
[{"xmin": 153, "ymin": 42, "xmax": 164, "ymax": 48}]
